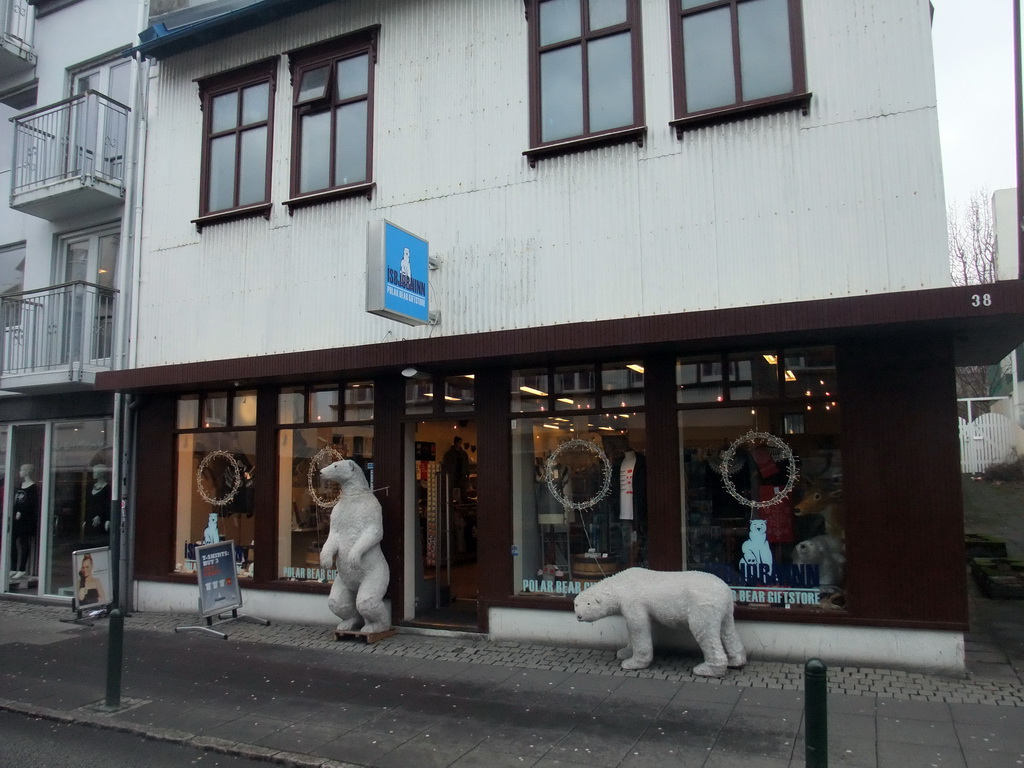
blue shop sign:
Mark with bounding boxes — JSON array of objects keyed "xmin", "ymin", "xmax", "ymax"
[{"xmin": 367, "ymin": 220, "xmax": 430, "ymax": 326}]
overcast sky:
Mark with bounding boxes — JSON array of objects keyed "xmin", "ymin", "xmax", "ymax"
[{"xmin": 933, "ymin": 0, "xmax": 1017, "ymax": 208}]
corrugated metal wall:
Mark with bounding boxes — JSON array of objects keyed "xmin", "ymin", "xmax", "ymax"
[{"xmin": 137, "ymin": 0, "xmax": 949, "ymax": 368}]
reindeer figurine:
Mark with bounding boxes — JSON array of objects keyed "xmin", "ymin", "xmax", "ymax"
[{"xmin": 792, "ymin": 473, "xmax": 844, "ymax": 541}]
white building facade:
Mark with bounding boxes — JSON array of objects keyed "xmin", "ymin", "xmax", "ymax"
[
  {"xmin": 0, "ymin": 0, "xmax": 145, "ymax": 602},
  {"xmin": 100, "ymin": 0, "xmax": 1024, "ymax": 672}
]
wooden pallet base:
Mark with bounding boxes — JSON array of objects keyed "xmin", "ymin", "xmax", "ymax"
[{"xmin": 334, "ymin": 628, "xmax": 397, "ymax": 644}]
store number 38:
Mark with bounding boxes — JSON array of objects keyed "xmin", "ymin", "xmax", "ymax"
[{"xmin": 971, "ymin": 293, "xmax": 992, "ymax": 308}]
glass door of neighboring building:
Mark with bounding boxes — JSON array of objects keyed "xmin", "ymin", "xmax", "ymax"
[
  {"xmin": 5, "ymin": 424, "xmax": 45, "ymax": 594},
  {"xmin": 59, "ymin": 227, "xmax": 119, "ymax": 365},
  {"xmin": 3, "ymin": 420, "xmax": 113, "ymax": 598},
  {"xmin": 407, "ymin": 419, "xmax": 479, "ymax": 630}
]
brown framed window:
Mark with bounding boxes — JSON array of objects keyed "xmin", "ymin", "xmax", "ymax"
[
  {"xmin": 670, "ymin": 0, "xmax": 808, "ymax": 130},
  {"xmin": 196, "ymin": 59, "xmax": 276, "ymax": 224},
  {"xmin": 287, "ymin": 27, "xmax": 378, "ymax": 208},
  {"xmin": 525, "ymin": 0, "xmax": 645, "ymax": 159}
]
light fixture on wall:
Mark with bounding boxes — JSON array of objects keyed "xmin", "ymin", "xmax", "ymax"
[{"xmin": 402, "ymin": 367, "xmax": 431, "ymax": 380}]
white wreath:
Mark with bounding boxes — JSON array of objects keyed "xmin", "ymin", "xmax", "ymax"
[
  {"xmin": 545, "ymin": 439, "xmax": 612, "ymax": 512},
  {"xmin": 719, "ymin": 430, "xmax": 798, "ymax": 509},
  {"xmin": 196, "ymin": 450, "xmax": 242, "ymax": 507},
  {"xmin": 307, "ymin": 445, "xmax": 346, "ymax": 508}
]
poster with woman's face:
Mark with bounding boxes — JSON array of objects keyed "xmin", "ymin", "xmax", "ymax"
[{"xmin": 73, "ymin": 547, "xmax": 111, "ymax": 610}]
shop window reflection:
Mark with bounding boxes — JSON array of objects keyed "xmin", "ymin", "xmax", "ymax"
[
  {"xmin": 174, "ymin": 430, "xmax": 256, "ymax": 579},
  {"xmin": 511, "ymin": 412, "xmax": 646, "ymax": 599},
  {"xmin": 680, "ymin": 401, "xmax": 844, "ymax": 611},
  {"xmin": 276, "ymin": 427, "xmax": 373, "ymax": 582}
]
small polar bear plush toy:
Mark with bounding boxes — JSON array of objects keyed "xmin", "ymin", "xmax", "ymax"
[
  {"xmin": 574, "ymin": 567, "xmax": 746, "ymax": 677},
  {"xmin": 202, "ymin": 512, "xmax": 220, "ymax": 544},
  {"xmin": 319, "ymin": 459, "xmax": 390, "ymax": 635},
  {"xmin": 792, "ymin": 534, "xmax": 845, "ymax": 591}
]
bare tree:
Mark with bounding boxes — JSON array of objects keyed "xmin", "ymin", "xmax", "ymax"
[
  {"xmin": 948, "ymin": 189, "xmax": 996, "ymax": 287},
  {"xmin": 948, "ymin": 189, "xmax": 999, "ymax": 404}
]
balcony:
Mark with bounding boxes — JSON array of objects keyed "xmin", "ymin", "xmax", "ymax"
[
  {"xmin": 0, "ymin": 281, "xmax": 118, "ymax": 392},
  {"xmin": 0, "ymin": 0, "xmax": 35, "ymax": 91},
  {"xmin": 10, "ymin": 90, "xmax": 129, "ymax": 220}
]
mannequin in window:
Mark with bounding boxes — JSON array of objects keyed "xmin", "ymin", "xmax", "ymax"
[
  {"xmin": 10, "ymin": 463, "xmax": 40, "ymax": 580},
  {"xmin": 611, "ymin": 447, "xmax": 647, "ymax": 566},
  {"xmin": 86, "ymin": 464, "xmax": 111, "ymax": 540}
]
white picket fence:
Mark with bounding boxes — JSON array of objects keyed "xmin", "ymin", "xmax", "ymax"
[{"xmin": 959, "ymin": 412, "xmax": 1017, "ymax": 474}]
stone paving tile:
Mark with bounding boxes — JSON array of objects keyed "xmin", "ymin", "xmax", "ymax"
[
  {"xmin": 449, "ymin": 747, "xmax": 542, "ymax": 767},
  {"xmin": 875, "ymin": 742, "xmax": 968, "ymax": 768}
]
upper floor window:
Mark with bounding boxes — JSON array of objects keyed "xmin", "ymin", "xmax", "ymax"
[
  {"xmin": 288, "ymin": 28, "xmax": 377, "ymax": 206},
  {"xmin": 197, "ymin": 59, "xmax": 276, "ymax": 221},
  {"xmin": 526, "ymin": 0, "xmax": 644, "ymax": 153},
  {"xmin": 670, "ymin": 0, "xmax": 807, "ymax": 127}
]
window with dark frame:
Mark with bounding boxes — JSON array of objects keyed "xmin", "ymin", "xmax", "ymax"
[
  {"xmin": 670, "ymin": 0, "xmax": 808, "ymax": 128},
  {"xmin": 197, "ymin": 59, "xmax": 276, "ymax": 221},
  {"xmin": 526, "ymin": 0, "xmax": 645, "ymax": 154},
  {"xmin": 288, "ymin": 28, "xmax": 377, "ymax": 206}
]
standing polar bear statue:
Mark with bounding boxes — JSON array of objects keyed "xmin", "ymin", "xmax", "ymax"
[
  {"xmin": 319, "ymin": 460, "xmax": 390, "ymax": 635},
  {"xmin": 574, "ymin": 568, "xmax": 745, "ymax": 677}
]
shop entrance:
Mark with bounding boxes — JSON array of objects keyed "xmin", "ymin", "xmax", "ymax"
[{"xmin": 406, "ymin": 420, "xmax": 479, "ymax": 631}]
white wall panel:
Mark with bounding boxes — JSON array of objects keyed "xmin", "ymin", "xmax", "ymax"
[{"xmin": 134, "ymin": 0, "xmax": 951, "ymax": 368}]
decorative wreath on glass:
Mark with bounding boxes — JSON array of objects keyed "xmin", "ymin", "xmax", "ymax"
[
  {"xmin": 196, "ymin": 450, "xmax": 242, "ymax": 507},
  {"xmin": 718, "ymin": 430, "xmax": 799, "ymax": 509},
  {"xmin": 545, "ymin": 438, "xmax": 612, "ymax": 512},
  {"xmin": 307, "ymin": 445, "xmax": 346, "ymax": 508}
]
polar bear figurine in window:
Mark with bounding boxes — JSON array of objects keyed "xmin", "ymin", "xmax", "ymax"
[
  {"xmin": 574, "ymin": 567, "xmax": 745, "ymax": 676},
  {"xmin": 319, "ymin": 460, "xmax": 390, "ymax": 635}
]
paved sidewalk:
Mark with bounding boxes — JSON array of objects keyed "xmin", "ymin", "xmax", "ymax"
[{"xmin": 0, "ymin": 589, "xmax": 1023, "ymax": 768}]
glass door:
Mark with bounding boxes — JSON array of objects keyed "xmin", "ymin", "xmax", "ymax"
[
  {"xmin": 407, "ymin": 419, "xmax": 479, "ymax": 630},
  {"xmin": 59, "ymin": 227, "xmax": 119, "ymax": 364},
  {"xmin": 3, "ymin": 420, "xmax": 113, "ymax": 598},
  {"xmin": 6, "ymin": 424, "xmax": 44, "ymax": 594}
]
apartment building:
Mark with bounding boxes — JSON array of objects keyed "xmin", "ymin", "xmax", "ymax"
[{"xmin": 0, "ymin": 0, "xmax": 144, "ymax": 600}]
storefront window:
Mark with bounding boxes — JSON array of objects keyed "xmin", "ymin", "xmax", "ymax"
[
  {"xmin": 405, "ymin": 379, "xmax": 434, "ymax": 415},
  {"xmin": 676, "ymin": 356, "xmax": 725, "ymax": 404},
  {"xmin": 601, "ymin": 362, "xmax": 645, "ymax": 408},
  {"xmin": 444, "ymin": 375, "xmax": 475, "ymax": 413},
  {"xmin": 277, "ymin": 426, "xmax": 373, "ymax": 582},
  {"xmin": 511, "ymin": 369, "xmax": 550, "ymax": 412},
  {"xmin": 177, "ymin": 395, "xmax": 199, "ymax": 429},
  {"xmin": 680, "ymin": 349, "xmax": 843, "ymax": 611},
  {"xmin": 174, "ymin": 392, "xmax": 258, "ymax": 578},
  {"xmin": 511, "ymin": 411, "xmax": 646, "ymax": 599},
  {"xmin": 276, "ymin": 382, "xmax": 373, "ymax": 583},
  {"xmin": 48, "ymin": 420, "xmax": 114, "ymax": 597},
  {"xmin": 554, "ymin": 365, "xmax": 596, "ymax": 411}
]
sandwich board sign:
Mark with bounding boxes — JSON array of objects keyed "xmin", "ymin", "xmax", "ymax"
[{"xmin": 175, "ymin": 539, "xmax": 268, "ymax": 639}]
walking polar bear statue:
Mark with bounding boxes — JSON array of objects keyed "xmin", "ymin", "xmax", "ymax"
[
  {"xmin": 318, "ymin": 460, "xmax": 390, "ymax": 635},
  {"xmin": 573, "ymin": 568, "xmax": 745, "ymax": 677}
]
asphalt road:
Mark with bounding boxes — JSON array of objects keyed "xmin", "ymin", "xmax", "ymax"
[{"xmin": 0, "ymin": 709, "xmax": 283, "ymax": 768}]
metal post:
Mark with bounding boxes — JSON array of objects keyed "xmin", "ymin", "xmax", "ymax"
[
  {"xmin": 805, "ymin": 658, "xmax": 828, "ymax": 767},
  {"xmin": 104, "ymin": 392, "xmax": 125, "ymax": 709}
]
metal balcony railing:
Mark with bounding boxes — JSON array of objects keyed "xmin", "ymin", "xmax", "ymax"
[
  {"xmin": 0, "ymin": 281, "xmax": 118, "ymax": 378},
  {"xmin": 1, "ymin": 0, "xmax": 33, "ymax": 51},
  {"xmin": 10, "ymin": 90, "xmax": 129, "ymax": 197}
]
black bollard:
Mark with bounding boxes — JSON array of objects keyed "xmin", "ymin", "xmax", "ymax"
[
  {"xmin": 105, "ymin": 607, "xmax": 124, "ymax": 709},
  {"xmin": 805, "ymin": 658, "xmax": 828, "ymax": 767}
]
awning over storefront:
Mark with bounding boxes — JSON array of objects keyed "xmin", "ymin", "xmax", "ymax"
[{"xmin": 98, "ymin": 281, "xmax": 1024, "ymax": 394}]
